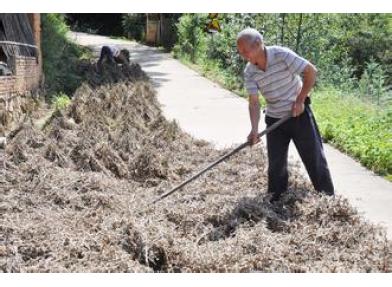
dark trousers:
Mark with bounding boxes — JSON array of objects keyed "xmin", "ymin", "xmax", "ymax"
[{"xmin": 265, "ymin": 101, "xmax": 334, "ymax": 198}]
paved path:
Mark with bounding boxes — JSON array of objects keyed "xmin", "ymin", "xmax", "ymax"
[{"xmin": 69, "ymin": 32, "xmax": 392, "ymax": 239}]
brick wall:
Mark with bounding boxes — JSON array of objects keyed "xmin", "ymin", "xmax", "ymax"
[{"xmin": 0, "ymin": 56, "xmax": 41, "ymax": 135}]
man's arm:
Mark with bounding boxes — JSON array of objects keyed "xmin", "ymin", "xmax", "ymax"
[
  {"xmin": 297, "ymin": 63, "xmax": 317, "ymax": 103},
  {"xmin": 292, "ymin": 63, "xmax": 317, "ymax": 117},
  {"xmin": 248, "ymin": 94, "xmax": 260, "ymax": 145}
]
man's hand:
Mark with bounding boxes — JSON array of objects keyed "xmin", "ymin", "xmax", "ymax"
[
  {"xmin": 247, "ymin": 130, "xmax": 260, "ymax": 146},
  {"xmin": 291, "ymin": 100, "xmax": 305, "ymax": 117}
]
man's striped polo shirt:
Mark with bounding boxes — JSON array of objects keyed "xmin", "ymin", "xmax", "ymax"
[{"xmin": 244, "ymin": 46, "xmax": 309, "ymax": 118}]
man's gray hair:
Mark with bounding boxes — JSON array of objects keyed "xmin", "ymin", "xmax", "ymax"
[{"xmin": 236, "ymin": 28, "xmax": 264, "ymax": 45}]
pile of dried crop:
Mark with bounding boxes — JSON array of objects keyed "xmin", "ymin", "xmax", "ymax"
[{"xmin": 0, "ymin": 62, "xmax": 391, "ymax": 273}]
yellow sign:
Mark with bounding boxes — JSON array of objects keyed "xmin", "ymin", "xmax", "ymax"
[{"xmin": 205, "ymin": 13, "xmax": 221, "ymax": 33}]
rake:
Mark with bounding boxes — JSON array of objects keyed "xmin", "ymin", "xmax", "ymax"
[{"xmin": 151, "ymin": 115, "xmax": 291, "ymax": 205}]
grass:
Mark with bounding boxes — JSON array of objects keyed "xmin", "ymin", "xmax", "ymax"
[
  {"xmin": 311, "ymin": 89, "xmax": 392, "ymax": 179},
  {"xmin": 42, "ymin": 14, "xmax": 92, "ymax": 100}
]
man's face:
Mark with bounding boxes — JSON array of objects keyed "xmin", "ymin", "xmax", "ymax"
[{"xmin": 237, "ymin": 39, "xmax": 261, "ymax": 65}]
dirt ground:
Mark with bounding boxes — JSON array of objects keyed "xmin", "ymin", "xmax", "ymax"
[{"xmin": 0, "ymin": 62, "xmax": 391, "ymax": 272}]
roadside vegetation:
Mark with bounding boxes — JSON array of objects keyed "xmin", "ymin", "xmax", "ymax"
[{"xmin": 41, "ymin": 14, "xmax": 91, "ymax": 103}]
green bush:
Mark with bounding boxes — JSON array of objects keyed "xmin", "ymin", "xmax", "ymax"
[
  {"xmin": 358, "ymin": 59, "xmax": 391, "ymax": 105},
  {"xmin": 174, "ymin": 14, "xmax": 250, "ymax": 93},
  {"xmin": 51, "ymin": 92, "xmax": 71, "ymax": 111},
  {"xmin": 174, "ymin": 14, "xmax": 391, "ymax": 94},
  {"xmin": 122, "ymin": 14, "xmax": 146, "ymax": 41},
  {"xmin": 41, "ymin": 14, "xmax": 89, "ymax": 100},
  {"xmin": 174, "ymin": 14, "xmax": 207, "ymax": 63}
]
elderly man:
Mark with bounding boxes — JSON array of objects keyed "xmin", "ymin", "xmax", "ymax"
[{"xmin": 237, "ymin": 27, "xmax": 334, "ymax": 202}]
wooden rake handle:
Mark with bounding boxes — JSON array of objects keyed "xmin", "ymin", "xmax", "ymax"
[{"xmin": 151, "ymin": 115, "xmax": 291, "ymax": 205}]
